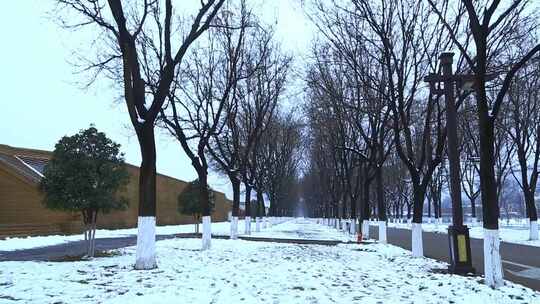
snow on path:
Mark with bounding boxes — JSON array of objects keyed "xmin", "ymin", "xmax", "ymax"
[
  {"xmin": 381, "ymin": 221, "xmax": 540, "ymax": 247},
  {"xmin": 250, "ymin": 218, "xmax": 351, "ymax": 241},
  {"xmin": 1, "ymin": 220, "xmax": 538, "ymax": 303}
]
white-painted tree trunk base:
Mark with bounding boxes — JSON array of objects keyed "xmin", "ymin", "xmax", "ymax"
[
  {"xmin": 483, "ymin": 229, "xmax": 504, "ymax": 288},
  {"xmin": 255, "ymin": 217, "xmax": 261, "ymax": 232},
  {"xmin": 378, "ymin": 221, "xmax": 387, "ymax": 244},
  {"xmin": 244, "ymin": 216, "xmax": 251, "ymax": 235},
  {"xmin": 530, "ymin": 220, "xmax": 538, "ymax": 241},
  {"xmin": 362, "ymin": 220, "xmax": 370, "ymax": 240},
  {"xmin": 202, "ymin": 216, "xmax": 211, "ymax": 250},
  {"xmin": 412, "ymin": 223, "xmax": 423, "ymax": 257},
  {"xmin": 427, "ymin": 217, "xmax": 432, "ymax": 224},
  {"xmin": 135, "ymin": 216, "xmax": 157, "ymax": 270},
  {"xmin": 350, "ymin": 220, "xmax": 356, "ymax": 235},
  {"xmin": 471, "ymin": 217, "xmax": 477, "ymax": 226},
  {"xmin": 230, "ymin": 216, "xmax": 238, "ymax": 240}
]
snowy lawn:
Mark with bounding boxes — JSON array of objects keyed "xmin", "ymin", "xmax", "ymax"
[
  {"xmin": 0, "ymin": 222, "xmax": 235, "ymax": 252},
  {"xmin": 1, "ymin": 220, "xmax": 539, "ymax": 303},
  {"xmin": 381, "ymin": 221, "xmax": 540, "ymax": 247},
  {"xmin": 0, "ymin": 218, "xmax": 296, "ymax": 252}
]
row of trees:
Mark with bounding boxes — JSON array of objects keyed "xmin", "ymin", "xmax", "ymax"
[
  {"xmin": 55, "ymin": 0, "xmax": 539, "ymax": 289},
  {"xmin": 57, "ymin": 0, "xmax": 302, "ymax": 269},
  {"xmin": 301, "ymin": 0, "xmax": 540, "ymax": 288}
]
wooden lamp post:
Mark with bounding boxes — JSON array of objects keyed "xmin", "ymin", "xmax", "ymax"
[{"xmin": 424, "ymin": 52, "xmax": 475, "ymax": 275}]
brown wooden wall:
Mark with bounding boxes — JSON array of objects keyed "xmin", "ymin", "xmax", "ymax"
[{"xmin": 0, "ymin": 164, "xmax": 231, "ymax": 238}]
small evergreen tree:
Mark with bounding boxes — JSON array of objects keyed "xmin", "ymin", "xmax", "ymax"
[
  {"xmin": 40, "ymin": 126, "xmax": 129, "ymax": 258},
  {"xmin": 178, "ymin": 179, "xmax": 215, "ymax": 233}
]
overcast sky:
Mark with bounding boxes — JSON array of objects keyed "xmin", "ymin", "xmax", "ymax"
[{"xmin": 0, "ymin": 1, "xmax": 313, "ymax": 199}]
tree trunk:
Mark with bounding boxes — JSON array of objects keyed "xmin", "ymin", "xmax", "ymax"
[
  {"xmin": 230, "ymin": 177, "xmax": 241, "ymax": 239},
  {"xmin": 411, "ymin": 184, "xmax": 426, "ymax": 257},
  {"xmin": 256, "ymin": 190, "xmax": 264, "ymax": 232},
  {"xmin": 471, "ymin": 197, "xmax": 476, "ymax": 220},
  {"xmin": 199, "ymin": 172, "xmax": 211, "ymax": 216},
  {"xmin": 85, "ymin": 224, "xmax": 90, "ymax": 257},
  {"xmin": 477, "ymin": 111, "xmax": 500, "ymax": 230},
  {"xmin": 244, "ymin": 185, "xmax": 252, "ymax": 235},
  {"xmin": 91, "ymin": 211, "xmax": 97, "ymax": 258},
  {"xmin": 231, "ymin": 177, "xmax": 241, "ymax": 217},
  {"xmin": 361, "ymin": 179, "xmax": 371, "ymax": 239},
  {"xmin": 433, "ymin": 197, "xmax": 439, "ymax": 220},
  {"xmin": 525, "ymin": 189, "xmax": 538, "ymax": 240},
  {"xmin": 427, "ymin": 197, "xmax": 432, "ymax": 221},
  {"xmin": 376, "ymin": 167, "xmax": 386, "ymax": 221},
  {"xmin": 198, "ymin": 173, "xmax": 212, "ymax": 250},
  {"xmin": 375, "ymin": 166, "xmax": 387, "ymax": 242},
  {"xmin": 411, "ymin": 184, "xmax": 426, "ymax": 224},
  {"xmin": 135, "ymin": 124, "xmax": 158, "ymax": 270},
  {"xmin": 437, "ymin": 195, "xmax": 442, "ymax": 222},
  {"xmin": 477, "ymin": 74, "xmax": 503, "ymax": 288}
]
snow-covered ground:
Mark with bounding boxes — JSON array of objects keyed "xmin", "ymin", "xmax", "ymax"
[
  {"xmin": 250, "ymin": 218, "xmax": 351, "ymax": 241},
  {"xmin": 380, "ymin": 220, "xmax": 540, "ymax": 247},
  {"xmin": 0, "ymin": 222, "xmax": 227, "ymax": 252},
  {"xmin": 0, "ymin": 218, "xmax": 294, "ymax": 252},
  {"xmin": 1, "ymin": 219, "xmax": 539, "ymax": 303}
]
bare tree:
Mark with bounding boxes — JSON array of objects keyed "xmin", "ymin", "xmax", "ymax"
[
  {"xmin": 159, "ymin": 6, "xmax": 248, "ymax": 250},
  {"xmin": 459, "ymin": 98, "xmax": 481, "ymax": 224},
  {"xmin": 349, "ymin": 0, "xmax": 454, "ymax": 257},
  {"xmin": 262, "ymin": 111, "xmax": 303, "ymax": 217},
  {"xmin": 235, "ymin": 42, "xmax": 291, "ymax": 234},
  {"xmin": 428, "ymin": 0, "xmax": 540, "ymax": 287},
  {"xmin": 204, "ymin": 2, "xmax": 282, "ymax": 239},
  {"xmin": 506, "ymin": 57, "xmax": 540, "ymax": 240},
  {"xmin": 55, "ymin": 0, "xmax": 224, "ymax": 269}
]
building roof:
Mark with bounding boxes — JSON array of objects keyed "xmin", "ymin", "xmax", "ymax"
[
  {"xmin": 0, "ymin": 144, "xmax": 178, "ymax": 187},
  {"xmin": 0, "ymin": 144, "xmax": 50, "ymax": 184}
]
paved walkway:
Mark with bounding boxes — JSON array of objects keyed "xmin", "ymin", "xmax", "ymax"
[{"xmin": 369, "ymin": 225, "xmax": 540, "ymax": 291}]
